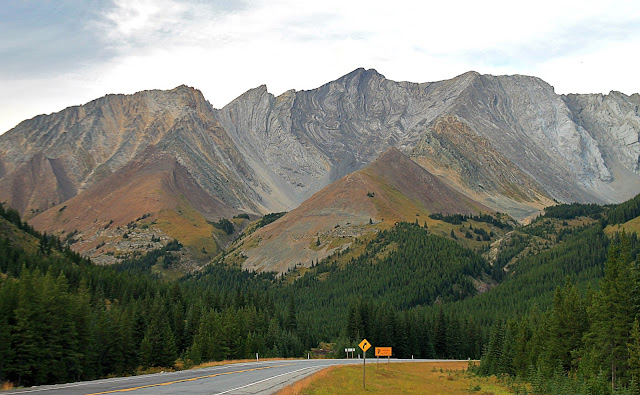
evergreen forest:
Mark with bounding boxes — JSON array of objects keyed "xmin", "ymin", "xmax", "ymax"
[{"xmin": 1, "ymin": 196, "xmax": 640, "ymax": 393}]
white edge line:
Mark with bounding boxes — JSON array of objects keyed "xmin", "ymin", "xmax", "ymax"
[{"xmin": 216, "ymin": 365, "xmax": 324, "ymax": 395}]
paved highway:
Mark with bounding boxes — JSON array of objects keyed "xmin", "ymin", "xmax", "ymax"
[{"xmin": 4, "ymin": 359, "xmax": 452, "ymax": 395}]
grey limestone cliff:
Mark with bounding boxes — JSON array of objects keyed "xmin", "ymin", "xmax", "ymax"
[{"xmin": 1, "ymin": 68, "xmax": 639, "ymax": 225}]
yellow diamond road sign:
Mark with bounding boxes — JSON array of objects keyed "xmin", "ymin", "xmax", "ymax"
[{"xmin": 359, "ymin": 339, "xmax": 371, "ymax": 352}]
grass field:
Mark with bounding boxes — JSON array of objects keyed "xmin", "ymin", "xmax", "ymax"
[{"xmin": 277, "ymin": 361, "xmax": 514, "ymax": 394}]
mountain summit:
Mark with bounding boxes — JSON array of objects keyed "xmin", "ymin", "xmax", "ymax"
[
  {"xmin": 237, "ymin": 147, "xmax": 493, "ymax": 273},
  {"xmin": 1, "ymin": 69, "xmax": 639, "ymax": 265}
]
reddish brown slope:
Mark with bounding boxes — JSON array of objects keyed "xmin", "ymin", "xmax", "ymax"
[
  {"xmin": 238, "ymin": 147, "xmax": 491, "ymax": 273},
  {"xmin": 30, "ymin": 146, "xmax": 239, "ymax": 264}
]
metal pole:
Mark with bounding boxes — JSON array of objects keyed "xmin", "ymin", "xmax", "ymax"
[{"xmin": 363, "ymin": 349, "xmax": 366, "ymax": 389}]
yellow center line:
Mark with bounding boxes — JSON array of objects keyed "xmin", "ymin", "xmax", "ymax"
[{"xmin": 85, "ymin": 363, "xmax": 295, "ymax": 394}]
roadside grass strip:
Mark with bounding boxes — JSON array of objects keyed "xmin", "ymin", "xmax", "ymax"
[{"xmin": 277, "ymin": 361, "xmax": 513, "ymax": 394}]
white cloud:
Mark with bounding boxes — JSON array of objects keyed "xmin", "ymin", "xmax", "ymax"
[{"xmin": 1, "ymin": 0, "xmax": 639, "ymax": 134}]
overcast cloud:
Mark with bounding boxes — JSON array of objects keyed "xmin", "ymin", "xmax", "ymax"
[{"xmin": 1, "ymin": 0, "xmax": 639, "ymax": 134}]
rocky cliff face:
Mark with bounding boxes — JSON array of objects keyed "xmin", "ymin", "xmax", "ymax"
[
  {"xmin": 1, "ymin": 69, "xmax": 639, "ymax": 264},
  {"xmin": 0, "ymin": 85, "xmax": 260, "ymax": 219},
  {"xmin": 562, "ymin": 92, "xmax": 640, "ymax": 200},
  {"xmin": 214, "ymin": 68, "xmax": 640, "ymax": 220}
]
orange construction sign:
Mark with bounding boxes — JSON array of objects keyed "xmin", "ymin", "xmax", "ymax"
[{"xmin": 375, "ymin": 347, "xmax": 392, "ymax": 357}]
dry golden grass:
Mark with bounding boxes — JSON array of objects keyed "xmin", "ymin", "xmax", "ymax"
[
  {"xmin": 1, "ymin": 381, "xmax": 15, "ymax": 390},
  {"xmin": 276, "ymin": 361, "xmax": 513, "ymax": 395},
  {"xmin": 278, "ymin": 366, "xmax": 337, "ymax": 395},
  {"xmin": 154, "ymin": 205, "xmax": 219, "ymax": 260},
  {"xmin": 605, "ymin": 216, "xmax": 640, "ymax": 236}
]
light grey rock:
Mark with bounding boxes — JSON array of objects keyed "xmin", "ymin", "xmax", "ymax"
[{"xmin": 1, "ymin": 69, "xmax": 639, "ymax": 225}]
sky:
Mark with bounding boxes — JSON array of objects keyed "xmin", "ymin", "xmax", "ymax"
[{"xmin": 1, "ymin": 0, "xmax": 639, "ymax": 134}]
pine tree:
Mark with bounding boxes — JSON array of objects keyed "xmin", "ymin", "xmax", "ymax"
[
  {"xmin": 628, "ymin": 318, "xmax": 640, "ymax": 382},
  {"xmin": 346, "ymin": 303, "xmax": 357, "ymax": 341},
  {"xmin": 285, "ymin": 297, "xmax": 297, "ymax": 332},
  {"xmin": 140, "ymin": 296, "xmax": 177, "ymax": 368},
  {"xmin": 498, "ymin": 320, "xmax": 517, "ymax": 375},
  {"xmin": 545, "ymin": 279, "xmax": 587, "ymax": 373},
  {"xmin": 512, "ymin": 316, "xmax": 533, "ymax": 377},
  {"xmin": 0, "ymin": 278, "xmax": 15, "ymax": 383},
  {"xmin": 583, "ymin": 233, "xmax": 635, "ymax": 390},
  {"xmin": 479, "ymin": 320, "xmax": 505, "ymax": 375},
  {"xmin": 12, "ymin": 268, "xmax": 45, "ymax": 386},
  {"xmin": 434, "ymin": 307, "xmax": 447, "ymax": 358}
]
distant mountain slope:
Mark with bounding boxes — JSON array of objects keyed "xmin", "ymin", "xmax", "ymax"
[
  {"xmin": 0, "ymin": 68, "xmax": 638, "ymax": 262},
  {"xmin": 0, "ymin": 85, "xmax": 261, "ymax": 219},
  {"xmin": 237, "ymin": 148, "xmax": 492, "ymax": 273},
  {"xmin": 0, "ymin": 86, "xmax": 261, "ymax": 262},
  {"xmin": 28, "ymin": 146, "xmax": 238, "ymax": 264},
  {"xmin": 215, "ymin": 68, "xmax": 640, "ymax": 220}
]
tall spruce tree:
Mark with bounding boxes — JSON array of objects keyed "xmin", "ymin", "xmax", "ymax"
[
  {"xmin": 583, "ymin": 233, "xmax": 635, "ymax": 390},
  {"xmin": 628, "ymin": 318, "xmax": 640, "ymax": 382},
  {"xmin": 544, "ymin": 279, "xmax": 587, "ymax": 373}
]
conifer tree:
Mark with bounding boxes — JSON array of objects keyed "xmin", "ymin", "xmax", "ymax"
[
  {"xmin": 140, "ymin": 296, "xmax": 177, "ymax": 368},
  {"xmin": 479, "ymin": 320, "xmax": 505, "ymax": 375},
  {"xmin": 12, "ymin": 268, "xmax": 45, "ymax": 386},
  {"xmin": 628, "ymin": 318, "xmax": 640, "ymax": 382},
  {"xmin": 434, "ymin": 307, "xmax": 447, "ymax": 358},
  {"xmin": 545, "ymin": 279, "xmax": 587, "ymax": 373},
  {"xmin": 285, "ymin": 296, "xmax": 297, "ymax": 332},
  {"xmin": 583, "ymin": 233, "xmax": 635, "ymax": 390}
]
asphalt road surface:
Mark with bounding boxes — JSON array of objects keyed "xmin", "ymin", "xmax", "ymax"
[{"xmin": 5, "ymin": 358, "xmax": 453, "ymax": 395}]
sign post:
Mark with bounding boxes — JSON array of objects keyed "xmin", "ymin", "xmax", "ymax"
[
  {"xmin": 375, "ymin": 347, "xmax": 392, "ymax": 364},
  {"xmin": 359, "ymin": 339, "xmax": 371, "ymax": 389},
  {"xmin": 344, "ymin": 347, "xmax": 356, "ymax": 358}
]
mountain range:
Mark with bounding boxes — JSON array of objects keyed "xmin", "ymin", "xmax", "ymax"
[{"xmin": 1, "ymin": 68, "xmax": 639, "ymax": 270}]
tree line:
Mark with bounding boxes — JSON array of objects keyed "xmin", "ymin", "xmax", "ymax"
[
  {"xmin": 2, "ymin": 192, "xmax": 640, "ymax": 389},
  {"xmin": 478, "ymin": 233, "xmax": 640, "ymax": 394},
  {"xmin": 0, "ymin": 209, "xmax": 309, "ymax": 386}
]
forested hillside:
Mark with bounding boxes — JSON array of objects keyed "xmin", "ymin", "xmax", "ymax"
[
  {"xmin": 0, "ymin": 204, "xmax": 305, "ymax": 386},
  {"xmin": 477, "ymin": 233, "xmax": 640, "ymax": 394},
  {"xmin": 2, "ymin": 195, "xmax": 640, "ymax": 390}
]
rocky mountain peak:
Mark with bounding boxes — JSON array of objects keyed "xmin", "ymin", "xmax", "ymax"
[{"xmin": 1, "ymin": 69, "xmax": 639, "ymax": 267}]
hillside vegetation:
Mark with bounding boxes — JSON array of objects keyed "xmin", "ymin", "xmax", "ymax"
[{"xmin": 1, "ymin": 194, "xmax": 640, "ymax": 391}]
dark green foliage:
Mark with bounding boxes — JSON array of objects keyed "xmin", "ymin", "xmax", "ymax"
[
  {"xmin": 0, "ymin": 202, "xmax": 38, "ymax": 236},
  {"xmin": 0, "ymin": 210, "xmax": 304, "ymax": 386},
  {"xmin": 213, "ymin": 218, "xmax": 234, "ymax": 234},
  {"xmin": 473, "ymin": 227, "xmax": 491, "ymax": 240},
  {"xmin": 4, "ymin": 193, "xmax": 640, "ymax": 389},
  {"xmin": 287, "ymin": 223, "xmax": 488, "ymax": 320},
  {"xmin": 233, "ymin": 213, "xmax": 250, "ymax": 220},
  {"xmin": 114, "ymin": 239, "xmax": 182, "ymax": 273},
  {"xmin": 429, "ymin": 212, "xmax": 513, "ymax": 229},
  {"xmin": 439, "ymin": 225, "xmax": 607, "ymax": 327},
  {"xmin": 477, "ymin": 233, "xmax": 640, "ymax": 393},
  {"xmin": 492, "ymin": 234, "xmax": 529, "ymax": 281},
  {"xmin": 543, "ymin": 202, "xmax": 605, "ymax": 220},
  {"xmin": 607, "ymin": 193, "xmax": 640, "ymax": 225},
  {"xmin": 256, "ymin": 212, "xmax": 287, "ymax": 228},
  {"xmin": 582, "ymin": 233, "xmax": 635, "ymax": 390},
  {"xmin": 343, "ymin": 298, "xmax": 479, "ymax": 359}
]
